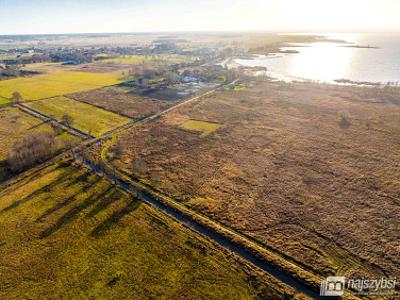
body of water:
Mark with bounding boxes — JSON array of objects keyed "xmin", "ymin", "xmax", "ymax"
[{"xmin": 236, "ymin": 33, "xmax": 400, "ymax": 84}]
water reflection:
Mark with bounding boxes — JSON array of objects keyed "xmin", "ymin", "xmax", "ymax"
[
  {"xmin": 286, "ymin": 43, "xmax": 352, "ymax": 82},
  {"xmin": 236, "ymin": 33, "xmax": 400, "ymax": 84}
]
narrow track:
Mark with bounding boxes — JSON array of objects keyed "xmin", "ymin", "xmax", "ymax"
[
  {"xmin": 6, "ymin": 83, "xmax": 325, "ymax": 299},
  {"xmin": 16, "ymin": 103, "xmax": 92, "ymax": 138},
  {"xmin": 78, "ymin": 81, "xmax": 324, "ymax": 299},
  {"xmin": 77, "ymin": 157, "xmax": 323, "ymax": 300}
]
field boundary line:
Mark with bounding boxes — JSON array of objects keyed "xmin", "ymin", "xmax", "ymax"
[
  {"xmin": 76, "ymin": 155, "xmax": 323, "ymax": 300},
  {"xmin": 16, "ymin": 103, "xmax": 92, "ymax": 139},
  {"xmin": 66, "ymin": 95, "xmax": 137, "ymax": 119},
  {"xmin": 0, "ymin": 85, "xmax": 226, "ymax": 186}
]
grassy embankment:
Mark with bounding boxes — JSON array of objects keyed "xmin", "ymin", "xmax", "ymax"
[{"xmin": 0, "ymin": 160, "xmax": 304, "ymax": 299}]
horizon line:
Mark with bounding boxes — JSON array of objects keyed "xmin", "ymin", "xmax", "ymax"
[{"xmin": 1, "ymin": 28, "xmax": 400, "ymax": 37}]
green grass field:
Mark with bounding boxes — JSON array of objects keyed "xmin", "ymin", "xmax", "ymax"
[
  {"xmin": 180, "ymin": 119, "xmax": 221, "ymax": 137},
  {"xmin": 0, "ymin": 106, "xmax": 80, "ymax": 161},
  {"xmin": 0, "ymin": 53, "xmax": 34, "ymax": 60},
  {"xmin": 0, "ymin": 97, "xmax": 10, "ymax": 106},
  {"xmin": 0, "ymin": 161, "xmax": 294, "ymax": 299},
  {"xmin": 224, "ymin": 84, "xmax": 246, "ymax": 92},
  {"xmin": 26, "ymin": 97, "xmax": 131, "ymax": 137},
  {"xmin": 0, "ymin": 71, "xmax": 122, "ymax": 100},
  {"xmin": 0, "ymin": 54, "xmax": 18, "ymax": 60}
]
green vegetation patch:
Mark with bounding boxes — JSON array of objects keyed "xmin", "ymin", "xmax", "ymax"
[
  {"xmin": 234, "ymin": 85, "xmax": 246, "ymax": 91},
  {"xmin": 224, "ymin": 84, "xmax": 246, "ymax": 92},
  {"xmin": 0, "ymin": 53, "xmax": 34, "ymax": 61},
  {"xmin": 0, "ymin": 162, "xmax": 289, "ymax": 299},
  {"xmin": 0, "ymin": 71, "xmax": 122, "ymax": 100},
  {"xmin": 180, "ymin": 119, "xmax": 222, "ymax": 137},
  {"xmin": 25, "ymin": 96, "xmax": 131, "ymax": 137},
  {"xmin": 0, "ymin": 97, "xmax": 10, "ymax": 106}
]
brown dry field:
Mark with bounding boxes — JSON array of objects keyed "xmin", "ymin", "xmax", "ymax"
[
  {"xmin": 109, "ymin": 80, "xmax": 400, "ymax": 280},
  {"xmin": 68, "ymin": 87, "xmax": 174, "ymax": 119}
]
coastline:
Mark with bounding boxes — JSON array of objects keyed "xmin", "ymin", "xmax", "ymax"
[
  {"xmin": 235, "ymin": 55, "xmax": 394, "ymax": 87},
  {"xmin": 235, "ymin": 33, "xmax": 398, "ymax": 86}
]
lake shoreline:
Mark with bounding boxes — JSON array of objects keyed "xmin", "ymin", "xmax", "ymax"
[{"xmin": 236, "ymin": 33, "xmax": 400, "ymax": 85}]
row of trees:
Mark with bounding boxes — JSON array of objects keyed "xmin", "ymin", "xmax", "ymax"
[
  {"xmin": 11, "ymin": 91, "xmax": 22, "ymax": 103},
  {"xmin": 0, "ymin": 65, "xmax": 39, "ymax": 81},
  {"xmin": 7, "ymin": 131, "xmax": 59, "ymax": 172},
  {"xmin": 6, "ymin": 102, "xmax": 75, "ymax": 172},
  {"xmin": 50, "ymin": 50, "xmax": 93, "ymax": 64},
  {"xmin": 0, "ymin": 65, "xmax": 20, "ymax": 79},
  {"xmin": 1, "ymin": 50, "xmax": 93, "ymax": 66},
  {"xmin": 1, "ymin": 53, "xmax": 49, "ymax": 65}
]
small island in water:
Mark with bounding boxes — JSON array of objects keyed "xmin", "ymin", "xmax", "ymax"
[
  {"xmin": 342, "ymin": 44, "xmax": 380, "ymax": 49},
  {"xmin": 334, "ymin": 78, "xmax": 382, "ymax": 86}
]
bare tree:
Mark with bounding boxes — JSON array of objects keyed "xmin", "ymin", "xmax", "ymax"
[
  {"xmin": 339, "ymin": 111, "xmax": 351, "ymax": 129},
  {"xmin": 142, "ymin": 68, "xmax": 157, "ymax": 79},
  {"xmin": 62, "ymin": 114, "xmax": 74, "ymax": 128},
  {"xmin": 165, "ymin": 71, "xmax": 179, "ymax": 84},
  {"xmin": 11, "ymin": 91, "xmax": 23, "ymax": 103},
  {"xmin": 50, "ymin": 121, "xmax": 64, "ymax": 135},
  {"xmin": 8, "ymin": 131, "xmax": 59, "ymax": 172}
]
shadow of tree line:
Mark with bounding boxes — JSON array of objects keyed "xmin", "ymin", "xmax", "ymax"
[
  {"xmin": 40, "ymin": 180, "xmax": 141, "ymax": 238},
  {"xmin": 0, "ymin": 166, "xmax": 76, "ymax": 214},
  {"xmin": 1, "ymin": 165, "xmax": 141, "ymax": 239}
]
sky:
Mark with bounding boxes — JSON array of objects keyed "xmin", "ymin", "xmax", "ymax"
[{"xmin": 1, "ymin": 0, "xmax": 400, "ymax": 35}]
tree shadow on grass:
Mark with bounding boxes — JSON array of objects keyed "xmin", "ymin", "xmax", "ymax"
[
  {"xmin": 91, "ymin": 199, "xmax": 141, "ymax": 238},
  {"xmin": 85, "ymin": 188, "xmax": 123, "ymax": 219},
  {"xmin": 40, "ymin": 186, "xmax": 113, "ymax": 238},
  {"xmin": 0, "ymin": 164, "xmax": 75, "ymax": 204},
  {"xmin": 0, "ymin": 169, "xmax": 74, "ymax": 214},
  {"xmin": 64, "ymin": 171, "xmax": 93, "ymax": 188},
  {"xmin": 36, "ymin": 176, "xmax": 102, "ymax": 222},
  {"xmin": 27, "ymin": 120, "xmax": 49, "ymax": 131}
]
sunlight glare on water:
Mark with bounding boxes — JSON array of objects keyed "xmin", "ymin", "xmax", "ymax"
[
  {"xmin": 236, "ymin": 33, "xmax": 400, "ymax": 84},
  {"xmin": 288, "ymin": 42, "xmax": 352, "ymax": 82}
]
